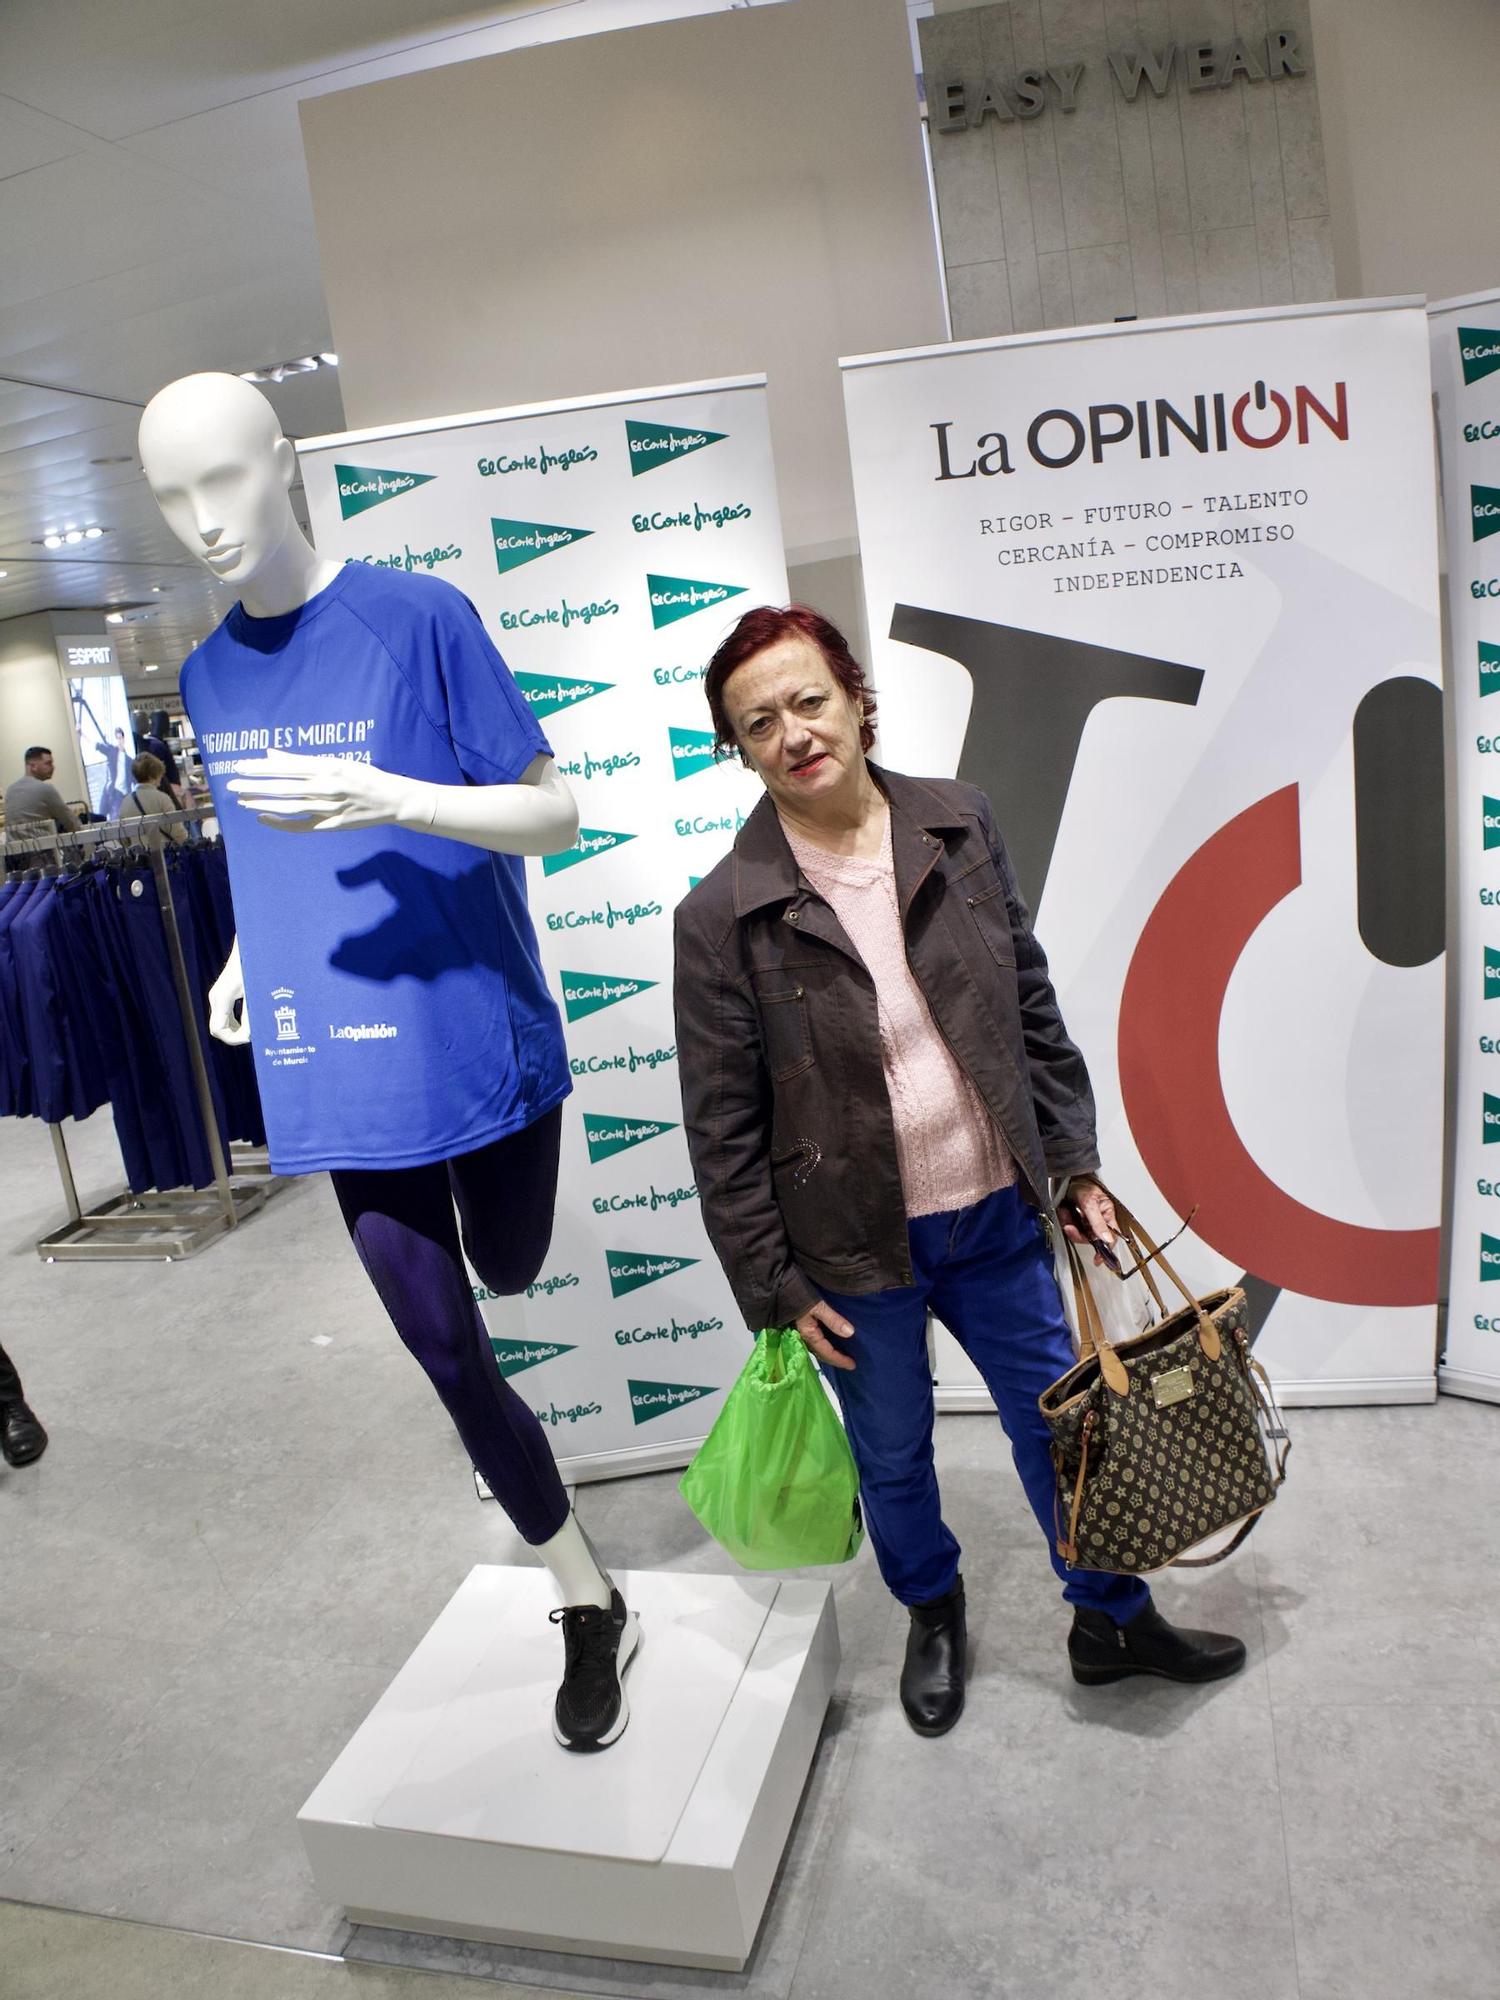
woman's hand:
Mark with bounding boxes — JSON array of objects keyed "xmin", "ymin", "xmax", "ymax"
[
  {"xmin": 794, "ymin": 1300, "xmax": 857, "ymax": 1372},
  {"xmin": 1061, "ymin": 1177, "xmax": 1119, "ymax": 1265}
]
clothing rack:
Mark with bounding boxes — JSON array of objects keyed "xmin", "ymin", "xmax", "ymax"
[{"xmin": 3, "ymin": 805, "xmax": 286, "ymax": 1261}]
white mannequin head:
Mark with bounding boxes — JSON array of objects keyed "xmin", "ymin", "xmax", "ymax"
[{"xmin": 138, "ymin": 372, "xmax": 339, "ymax": 617}]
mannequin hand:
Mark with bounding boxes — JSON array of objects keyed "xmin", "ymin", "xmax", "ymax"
[
  {"xmin": 208, "ymin": 947, "xmax": 250, "ymax": 1046},
  {"xmin": 1061, "ymin": 1177, "xmax": 1118, "ymax": 1264},
  {"xmin": 793, "ymin": 1300, "xmax": 857, "ymax": 1372},
  {"xmin": 226, "ymin": 750, "xmax": 426, "ymax": 834}
]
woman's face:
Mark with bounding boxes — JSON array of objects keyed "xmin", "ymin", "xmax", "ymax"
[{"xmin": 723, "ymin": 635, "xmax": 866, "ymax": 814}]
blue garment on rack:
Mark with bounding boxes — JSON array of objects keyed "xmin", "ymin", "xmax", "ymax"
[
  {"xmin": 180, "ymin": 563, "xmax": 569, "ymax": 1177},
  {"xmin": 10, "ymin": 883, "xmax": 73, "ymax": 1124},
  {"xmin": 54, "ymin": 869, "xmax": 154, "ymax": 1194},
  {"xmin": 84, "ymin": 864, "xmax": 192, "ymax": 1191},
  {"xmin": 117, "ymin": 861, "xmax": 227, "ymax": 1191},
  {"xmin": 0, "ymin": 878, "xmax": 33, "ymax": 1116}
]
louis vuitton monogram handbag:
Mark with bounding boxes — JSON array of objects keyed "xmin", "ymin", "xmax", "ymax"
[{"xmin": 1039, "ymin": 1198, "xmax": 1290, "ymax": 1575}]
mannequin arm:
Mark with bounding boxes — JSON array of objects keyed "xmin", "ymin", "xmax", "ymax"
[
  {"xmin": 226, "ymin": 750, "xmax": 579, "ymax": 858},
  {"xmin": 208, "ymin": 936, "xmax": 251, "ymax": 1046}
]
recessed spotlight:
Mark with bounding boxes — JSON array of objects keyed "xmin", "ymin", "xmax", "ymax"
[
  {"xmin": 84, "ymin": 527, "xmax": 104, "ymax": 540},
  {"xmin": 43, "ymin": 533, "xmax": 63, "ymax": 549},
  {"xmin": 151, "ymin": 584, "xmax": 165, "ymax": 593},
  {"xmin": 64, "ymin": 530, "xmax": 84, "ymax": 545},
  {"xmin": 319, "ymin": 352, "xmax": 339, "ymax": 367},
  {"xmin": 105, "ymin": 612, "xmax": 124, "ymax": 625},
  {"xmin": 0, "ymin": 569, "xmax": 8, "ymax": 580},
  {"xmin": 144, "ymin": 663, "xmax": 160, "ymax": 673}
]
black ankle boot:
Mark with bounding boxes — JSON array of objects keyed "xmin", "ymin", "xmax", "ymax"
[
  {"xmin": 0, "ymin": 1399, "xmax": 47, "ymax": 1468},
  {"xmin": 900, "ymin": 1577, "xmax": 967, "ymax": 1736},
  {"xmin": 1069, "ymin": 1600, "xmax": 1246, "ymax": 1686}
]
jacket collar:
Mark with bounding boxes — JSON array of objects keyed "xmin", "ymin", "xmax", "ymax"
[{"xmin": 731, "ymin": 763, "xmax": 968, "ymax": 918}]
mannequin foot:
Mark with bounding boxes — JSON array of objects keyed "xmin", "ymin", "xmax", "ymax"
[
  {"xmin": 1068, "ymin": 1601, "xmax": 1246, "ymax": 1686},
  {"xmin": 549, "ymin": 1589, "xmax": 640, "ymax": 1751},
  {"xmin": 1, "ymin": 1400, "xmax": 47, "ymax": 1468},
  {"xmin": 899, "ymin": 1576, "xmax": 967, "ymax": 1736}
]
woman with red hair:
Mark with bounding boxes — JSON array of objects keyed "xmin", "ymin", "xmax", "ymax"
[{"xmin": 673, "ymin": 605, "xmax": 1245, "ymax": 1736}]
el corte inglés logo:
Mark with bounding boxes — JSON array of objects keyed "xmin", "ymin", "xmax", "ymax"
[
  {"xmin": 627, "ymin": 1378, "xmax": 719, "ymax": 1424},
  {"xmin": 1472, "ymin": 485, "xmax": 1500, "ymax": 544},
  {"xmin": 334, "ymin": 463, "xmax": 434, "ymax": 519},
  {"xmin": 515, "ymin": 671, "xmax": 614, "ymax": 719},
  {"xmin": 543, "ymin": 827, "xmax": 635, "ymax": 876},
  {"xmin": 648, "ymin": 573, "xmax": 746, "ymax": 630},
  {"xmin": 1484, "ymin": 1093, "xmax": 1500, "ymax": 1143},
  {"xmin": 1460, "ymin": 327, "xmax": 1500, "ymax": 387},
  {"xmin": 583, "ymin": 1113, "xmax": 678, "ymax": 1163},
  {"xmin": 1481, "ymin": 642, "xmax": 1500, "ymax": 700},
  {"xmin": 489, "ymin": 1337, "xmax": 577, "ymax": 1377},
  {"xmin": 492, "ymin": 517, "xmax": 593, "ymax": 573},
  {"xmin": 625, "ymin": 418, "xmax": 727, "ymax": 476},
  {"xmin": 669, "ymin": 726, "xmax": 721, "ymax": 781},
  {"xmin": 607, "ymin": 1248, "xmax": 698, "ymax": 1297},
  {"xmin": 1485, "ymin": 797, "xmax": 1500, "ymax": 851},
  {"xmin": 1486, "ymin": 948, "xmax": 1500, "ymax": 1001},
  {"xmin": 561, "ymin": 970, "xmax": 657, "ymax": 1023},
  {"xmin": 1481, "ymin": 1235, "xmax": 1500, "ymax": 1282}
]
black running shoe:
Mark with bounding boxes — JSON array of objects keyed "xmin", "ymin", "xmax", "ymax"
[{"xmin": 549, "ymin": 1588, "xmax": 640, "ymax": 1752}]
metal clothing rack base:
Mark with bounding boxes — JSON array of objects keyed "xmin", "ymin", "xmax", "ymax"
[{"xmin": 5, "ymin": 807, "xmax": 289, "ymax": 1261}]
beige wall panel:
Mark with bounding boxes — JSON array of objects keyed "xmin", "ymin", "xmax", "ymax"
[{"xmin": 300, "ymin": 0, "xmax": 943, "ymax": 559}]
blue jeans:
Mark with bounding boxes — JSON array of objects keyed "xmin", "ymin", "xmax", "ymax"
[{"xmin": 818, "ymin": 1184, "xmax": 1151, "ymax": 1621}]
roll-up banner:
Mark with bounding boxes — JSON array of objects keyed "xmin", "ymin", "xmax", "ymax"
[
  {"xmin": 841, "ymin": 300, "xmax": 1443, "ymax": 1407},
  {"xmin": 299, "ymin": 378, "xmax": 787, "ymax": 1478},
  {"xmin": 1430, "ymin": 291, "xmax": 1500, "ymax": 1406}
]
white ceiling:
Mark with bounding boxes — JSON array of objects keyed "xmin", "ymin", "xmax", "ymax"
[{"xmin": 0, "ymin": 0, "xmax": 787, "ymax": 693}]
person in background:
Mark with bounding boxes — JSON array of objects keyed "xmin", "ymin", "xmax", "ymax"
[
  {"xmin": 673, "ymin": 604, "xmax": 1246, "ymax": 1740},
  {"xmin": 136, "ymin": 710, "xmax": 186, "ymax": 805},
  {"xmin": 0, "ymin": 1338, "xmax": 48, "ymax": 1468},
  {"xmin": 4, "ymin": 747, "xmax": 80, "ymax": 870},
  {"xmin": 119, "ymin": 752, "xmax": 189, "ymax": 848},
  {"xmin": 95, "ymin": 725, "xmax": 132, "ymax": 817}
]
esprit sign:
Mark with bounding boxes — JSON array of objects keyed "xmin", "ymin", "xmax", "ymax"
[
  {"xmin": 935, "ymin": 30, "xmax": 1307, "ymax": 130},
  {"xmin": 57, "ymin": 637, "xmax": 117, "ymax": 672}
]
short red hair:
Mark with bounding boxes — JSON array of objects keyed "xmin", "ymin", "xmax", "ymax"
[{"xmin": 704, "ymin": 604, "xmax": 877, "ymax": 764}]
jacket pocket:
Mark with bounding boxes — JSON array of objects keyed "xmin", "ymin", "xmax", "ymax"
[
  {"xmin": 753, "ymin": 978, "xmax": 814, "ymax": 1081},
  {"xmin": 962, "ymin": 872, "xmax": 1017, "ymax": 968}
]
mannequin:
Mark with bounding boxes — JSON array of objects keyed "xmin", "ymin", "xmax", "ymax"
[{"xmin": 139, "ymin": 373, "xmax": 638, "ymax": 1751}]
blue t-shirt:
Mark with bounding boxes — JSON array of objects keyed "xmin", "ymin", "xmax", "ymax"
[{"xmin": 180, "ymin": 563, "xmax": 570, "ymax": 1175}]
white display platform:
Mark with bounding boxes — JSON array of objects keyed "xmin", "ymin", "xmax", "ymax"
[{"xmin": 299, "ymin": 1566, "xmax": 839, "ymax": 1971}]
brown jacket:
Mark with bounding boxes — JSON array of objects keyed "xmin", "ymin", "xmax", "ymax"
[{"xmin": 672, "ymin": 765, "xmax": 1100, "ymax": 1331}]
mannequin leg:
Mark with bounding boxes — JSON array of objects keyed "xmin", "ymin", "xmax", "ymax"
[
  {"xmin": 447, "ymin": 1111, "xmax": 610, "ymax": 1609},
  {"xmin": 330, "ymin": 1158, "xmax": 571, "ymax": 1546}
]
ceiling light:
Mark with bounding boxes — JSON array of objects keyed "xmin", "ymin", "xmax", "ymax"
[
  {"xmin": 89, "ymin": 454, "xmax": 134, "ymax": 466},
  {"xmin": 0, "ymin": 569, "xmax": 8, "ymax": 579},
  {"xmin": 318, "ymin": 352, "xmax": 339, "ymax": 367},
  {"xmin": 84, "ymin": 526, "xmax": 104, "ymax": 540},
  {"xmin": 64, "ymin": 530, "xmax": 84, "ymax": 545},
  {"xmin": 237, "ymin": 350, "xmax": 338, "ymax": 385},
  {"xmin": 144, "ymin": 663, "xmax": 160, "ymax": 673},
  {"xmin": 43, "ymin": 533, "xmax": 63, "ymax": 549},
  {"xmin": 151, "ymin": 584, "xmax": 164, "ymax": 593},
  {"xmin": 105, "ymin": 612, "xmax": 124, "ymax": 624}
]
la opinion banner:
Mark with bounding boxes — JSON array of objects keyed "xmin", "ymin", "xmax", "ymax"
[
  {"xmin": 841, "ymin": 299, "xmax": 1443, "ymax": 1405},
  {"xmin": 298, "ymin": 378, "xmax": 785, "ymax": 1478},
  {"xmin": 1430, "ymin": 290, "xmax": 1500, "ymax": 1406}
]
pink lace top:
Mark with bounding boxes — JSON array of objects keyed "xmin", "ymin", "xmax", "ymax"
[{"xmin": 785, "ymin": 808, "xmax": 1016, "ymax": 1218}]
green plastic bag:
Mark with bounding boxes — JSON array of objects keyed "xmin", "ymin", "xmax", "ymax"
[{"xmin": 678, "ymin": 1327, "xmax": 864, "ymax": 1570}]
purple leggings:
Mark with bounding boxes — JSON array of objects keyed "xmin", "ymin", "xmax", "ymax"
[{"xmin": 330, "ymin": 1108, "xmax": 570, "ymax": 1545}]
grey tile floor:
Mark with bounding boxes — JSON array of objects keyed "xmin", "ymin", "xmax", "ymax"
[{"xmin": 1, "ymin": 1108, "xmax": 1497, "ymax": 2000}]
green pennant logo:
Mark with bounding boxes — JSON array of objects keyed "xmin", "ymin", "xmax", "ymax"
[
  {"xmin": 489, "ymin": 1337, "xmax": 577, "ymax": 1377},
  {"xmin": 688, "ymin": 875, "xmax": 704, "ymax": 890},
  {"xmin": 560, "ymin": 969, "xmax": 656, "ymax": 1023},
  {"xmin": 515, "ymin": 671, "xmax": 614, "ymax": 719},
  {"xmin": 1485, "ymin": 1093, "xmax": 1500, "ymax": 1144},
  {"xmin": 1472, "ymin": 486, "xmax": 1500, "ymax": 543},
  {"xmin": 543, "ymin": 827, "xmax": 635, "ymax": 876},
  {"xmin": 626, "ymin": 419, "xmax": 727, "ymax": 476},
  {"xmin": 1482, "ymin": 1234, "xmax": 1500, "ymax": 1281},
  {"xmin": 1487, "ymin": 949, "xmax": 1500, "ymax": 1002},
  {"xmin": 1485, "ymin": 798, "xmax": 1500, "ymax": 851},
  {"xmin": 1481, "ymin": 643, "xmax": 1500, "ymax": 699},
  {"xmin": 584, "ymin": 1113, "xmax": 677, "ymax": 1163},
  {"xmin": 607, "ymin": 1248, "xmax": 698, "ymax": 1297},
  {"xmin": 669, "ymin": 726, "xmax": 721, "ymax": 781},
  {"xmin": 628, "ymin": 1378, "xmax": 719, "ymax": 1424},
  {"xmin": 335, "ymin": 463, "xmax": 435, "ymax": 519},
  {"xmin": 648, "ymin": 573, "xmax": 746, "ymax": 630},
  {"xmin": 492, "ymin": 518, "xmax": 593, "ymax": 573},
  {"xmin": 1460, "ymin": 327, "xmax": 1500, "ymax": 386}
]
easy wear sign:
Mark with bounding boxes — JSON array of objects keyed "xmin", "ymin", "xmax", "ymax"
[
  {"xmin": 1431, "ymin": 288, "xmax": 1500, "ymax": 1406},
  {"xmin": 298, "ymin": 378, "xmax": 786, "ymax": 1479},
  {"xmin": 841, "ymin": 299, "xmax": 1444, "ymax": 1405}
]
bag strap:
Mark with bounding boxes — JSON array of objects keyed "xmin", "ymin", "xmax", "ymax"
[
  {"xmin": 1102, "ymin": 1194, "xmax": 1222, "ymax": 1365},
  {"xmin": 1062, "ymin": 1232, "xmax": 1129, "ymax": 1393}
]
